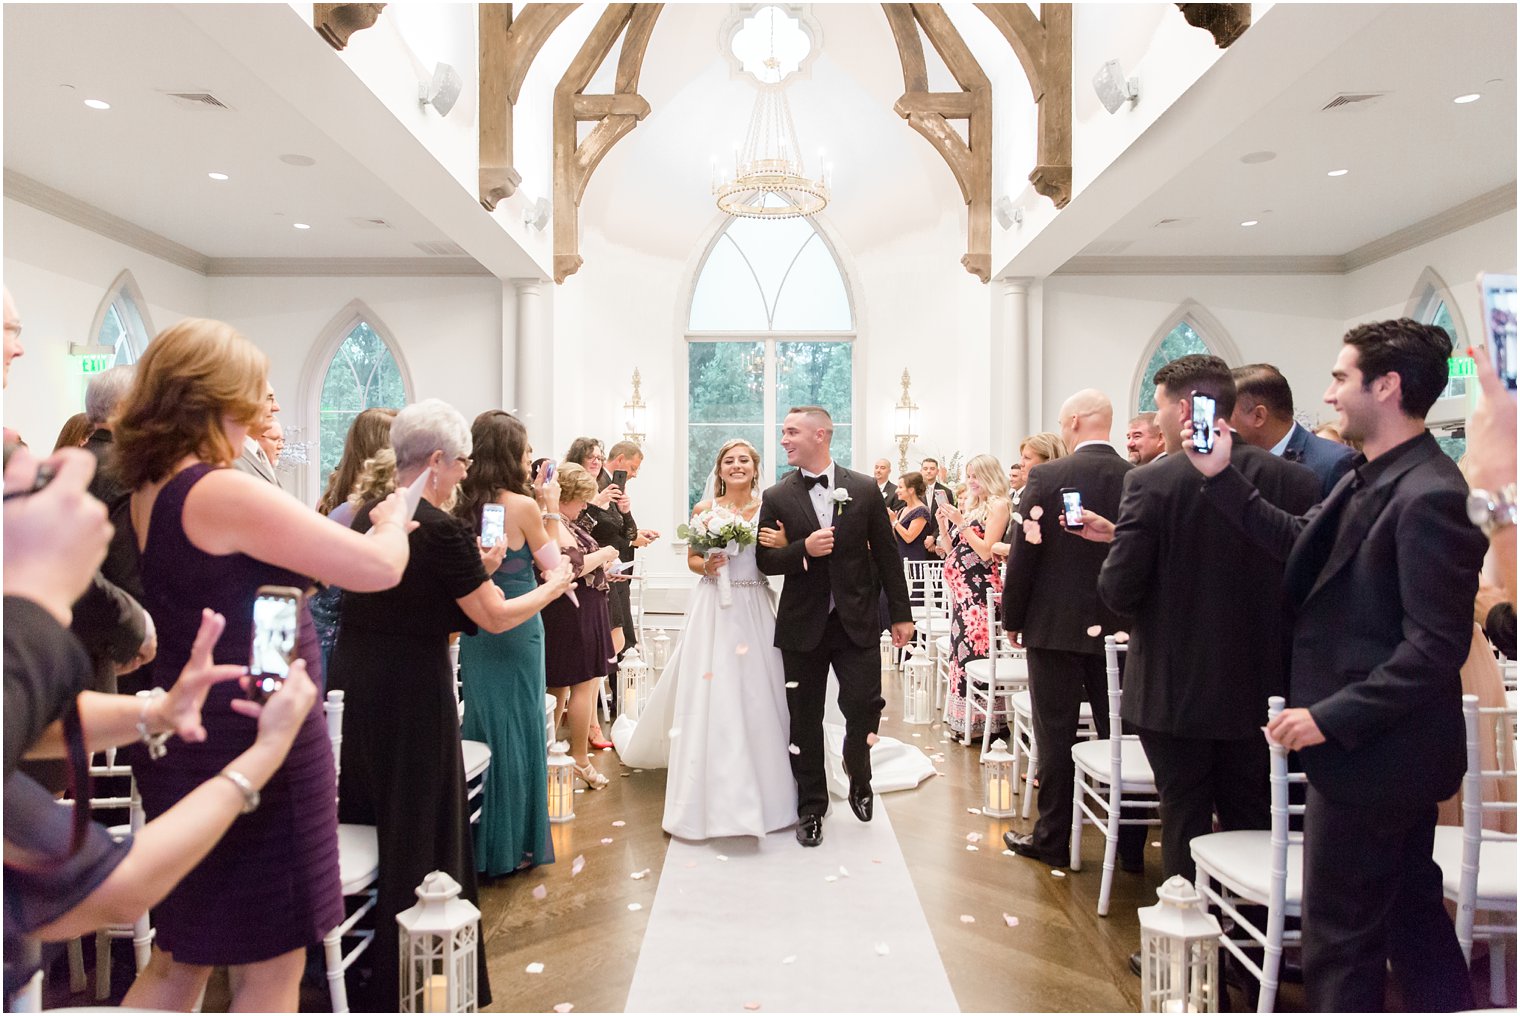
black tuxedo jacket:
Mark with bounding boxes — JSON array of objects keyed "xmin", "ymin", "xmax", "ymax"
[
  {"xmin": 877, "ymin": 481, "xmax": 902, "ymax": 512},
  {"xmin": 1283, "ymin": 423, "xmax": 1354, "ymax": 499},
  {"xmin": 1099, "ymin": 444, "xmax": 1319, "ymax": 738},
  {"xmin": 1203, "ymin": 432, "xmax": 1487, "ymax": 804},
  {"xmin": 756, "ymin": 466, "xmax": 912, "ymax": 652},
  {"xmin": 1003, "ymin": 443, "xmax": 1132, "ymax": 655},
  {"xmin": 922, "ymin": 481, "xmax": 957, "ymax": 539}
]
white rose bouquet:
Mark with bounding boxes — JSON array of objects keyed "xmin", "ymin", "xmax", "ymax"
[{"xmin": 677, "ymin": 505, "xmax": 757, "ymax": 608}]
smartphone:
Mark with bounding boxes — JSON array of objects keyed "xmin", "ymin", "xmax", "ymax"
[
  {"xmin": 1060, "ymin": 488, "xmax": 1084, "ymax": 529},
  {"xmin": 481, "ymin": 503, "xmax": 505, "ymax": 548},
  {"xmin": 611, "ymin": 469, "xmax": 628, "ymax": 491},
  {"xmin": 1190, "ymin": 392, "xmax": 1217, "ymax": 454},
  {"xmin": 400, "ymin": 468, "xmax": 429, "ymax": 521},
  {"xmin": 1478, "ymin": 272, "xmax": 1518, "ymax": 392},
  {"xmin": 609, "ymin": 558, "xmax": 636, "ymax": 575},
  {"xmin": 543, "ymin": 460, "xmax": 556, "ymax": 484},
  {"xmin": 248, "ymin": 585, "xmax": 302, "ymax": 703}
]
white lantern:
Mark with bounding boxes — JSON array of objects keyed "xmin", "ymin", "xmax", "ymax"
[
  {"xmin": 880, "ymin": 631, "xmax": 896, "ymax": 676},
  {"xmin": 1137, "ymin": 876, "xmax": 1222, "ymax": 1013},
  {"xmin": 618, "ymin": 648, "xmax": 651, "ymax": 721},
  {"xmin": 547, "ymin": 741, "xmax": 576, "ymax": 823},
  {"xmin": 980, "ymin": 738, "xmax": 1016, "ymax": 817},
  {"xmin": 649, "ymin": 629, "xmax": 672, "ymax": 670},
  {"xmin": 901, "ymin": 653, "xmax": 934, "ymax": 725},
  {"xmin": 398, "ymin": 870, "xmax": 479, "ymax": 1013}
]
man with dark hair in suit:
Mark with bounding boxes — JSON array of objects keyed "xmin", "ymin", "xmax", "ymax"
[
  {"xmin": 1231, "ymin": 363, "xmax": 1354, "ymax": 498},
  {"xmin": 1189, "ymin": 320, "xmax": 1486, "ymax": 1011},
  {"xmin": 1081, "ymin": 355, "xmax": 1319, "ymax": 893},
  {"xmin": 1001, "ymin": 388, "xmax": 1144, "ymax": 870},
  {"xmin": 919, "ymin": 456, "xmax": 956, "ymax": 555}
]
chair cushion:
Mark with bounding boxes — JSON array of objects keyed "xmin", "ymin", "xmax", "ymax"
[
  {"xmin": 462, "ymin": 739, "xmax": 492, "ymax": 781},
  {"xmin": 964, "ymin": 657, "xmax": 1029, "ymax": 687},
  {"xmin": 1071, "ymin": 738, "xmax": 1156, "ymax": 790},
  {"xmin": 1192, "ymin": 830, "xmax": 1303, "ymax": 910},
  {"xmin": 338, "ymin": 823, "xmax": 379, "ymax": 894},
  {"xmin": 1432, "ymin": 826, "xmax": 1518, "ymax": 907}
]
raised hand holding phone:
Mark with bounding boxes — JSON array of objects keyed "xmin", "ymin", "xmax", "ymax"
[
  {"xmin": 1181, "ymin": 411, "xmax": 1233, "ymax": 477},
  {"xmin": 247, "ymin": 586, "xmax": 302, "ymax": 703},
  {"xmin": 481, "ymin": 502, "xmax": 506, "ymax": 548}
]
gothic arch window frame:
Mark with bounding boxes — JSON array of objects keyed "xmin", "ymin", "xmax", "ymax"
[
  {"xmin": 677, "ymin": 210, "xmax": 863, "ymax": 517},
  {"xmin": 1128, "ymin": 299, "xmax": 1241, "ymax": 419},
  {"xmin": 86, "ymin": 269, "xmax": 155, "ymax": 366},
  {"xmin": 1404, "ymin": 266, "xmax": 1473, "ymax": 424},
  {"xmin": 297, "ymin": 298, "xmax": 415, "ymax": 501}
]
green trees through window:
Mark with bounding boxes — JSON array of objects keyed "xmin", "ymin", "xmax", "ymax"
[
  {"xmin": 1136, "ymin": 321, "xmax": 1210, "ymax": 413},
  {"xmin": 318, "ymin": 321, "xmax": 407, "ymax": 479}
]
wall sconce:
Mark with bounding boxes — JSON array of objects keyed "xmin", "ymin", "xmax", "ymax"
[
  {"xmin": 622, "ymin": 368, "xmax": 647, "ymax": 445},
  {"xmin": 893, "ymin": 368, "xmax": 918, "ymax": 474},
  {"xmin": 1093, "ymin": 59, "xmax": 1140, "ymax": 114}
]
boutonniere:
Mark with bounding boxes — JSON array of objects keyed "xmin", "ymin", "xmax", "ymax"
[{"xmin": 829, "ymin": 487, "xmax": 852, "ymax": 513}]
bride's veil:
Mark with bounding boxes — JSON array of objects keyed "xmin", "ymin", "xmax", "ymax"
[{"xmin": 698, "ymin": 468, "xmax": 719, "ymax": 509}]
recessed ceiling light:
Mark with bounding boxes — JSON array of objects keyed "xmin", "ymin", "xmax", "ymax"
[
  {"xmin": 83, "ymin": 98, "xmax": 111, "ymax": 110},
  {"xmin": 293, "ymin": 222, "xmax": 311, "ymax": 230},
  {"xmin": 1327, "ymin": 169, "xmax": 1349, "ymax": 177},
  {"xmin": 208, "ymin": 172, "xmax": 229, "ymax": 181},
  {"xmin": 1240, "ymin": 220, "xmax": 1259, "ymax": 227},
  {"xmin": 1453, "ymin": 93, "xmax": 1481, "ymax": 104}
]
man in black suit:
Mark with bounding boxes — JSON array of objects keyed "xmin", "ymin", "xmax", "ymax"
[
  {"xmin": 1084, "ymin": 356, "xmax": 1318, "ymax": 887},
  {"xmin": 919, "ymin": 456, "xmax": 957, "ymax": 554},
  {"xmin": 1231, "ymin": 363, "xmax": 1354, "ymax": 498},
  {"xmin": 756, "ymin": 407, "xmax": 914, "ymax": 847},
  {"xmin": 1001, "ymin": 388, "xmax": 1145, "ymax": 869},
  {"xmin": 872, "ymin": 458, "xmax": 902, "ymax": 510},
  {"xmin": 1190, "ymin": 320, "xmax": 1485, "ymax": 1011}
]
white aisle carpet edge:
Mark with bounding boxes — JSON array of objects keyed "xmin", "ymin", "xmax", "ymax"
[{"xmin": 623, "ymin": 798, "xmax": 962, "ymax": 1013}]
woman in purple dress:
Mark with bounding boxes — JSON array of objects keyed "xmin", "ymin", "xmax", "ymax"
[{"xmin": 112, "ymin": 319, "xmax": 414, "ymax": 1011}]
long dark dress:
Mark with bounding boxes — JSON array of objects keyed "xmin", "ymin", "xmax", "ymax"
[
  {"xmin": 540, "ymin": 517, "xmax": 614, "ymax": 689},
  {"xmin": 881, "ymin": 504, "xmax": 932, "ymax": 628},
  {"xmin": 459, "ymin": 543, "xmax": 555, "ymax": 876},
  {"xmin": 132, "ymin": 464, "xmax": 341, "ymax": 964},
  {"xmin": 328, "ymin": 499, "xmax": 492, "ymax": 1009}
]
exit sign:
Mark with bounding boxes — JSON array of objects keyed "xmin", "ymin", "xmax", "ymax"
[
  {"xmin": 79, "ymin": 355, "xmax": 112, "ymax": 374},
  {"xmin": 1448, "ymin": 356, "xmax": 1476, "ymax": 379}
]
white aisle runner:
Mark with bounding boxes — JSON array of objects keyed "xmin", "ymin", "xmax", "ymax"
[{"xmin": 623, "ymin": 799, "xmax": 961, "ymax": 1013}]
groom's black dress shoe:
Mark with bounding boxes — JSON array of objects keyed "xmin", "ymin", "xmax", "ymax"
[
  {"xmin": 1003, "ymin": 831, "xmax": 1067, "ymax": 867},
  {"xmin": 796, "ymin": 815, "xmax": 824, "ymax": 847},
  {"xmin": 848, "ymin": 783, "xmax": 874, "ymax": 822}
]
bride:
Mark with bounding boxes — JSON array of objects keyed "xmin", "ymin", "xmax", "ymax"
[{"xmin": 612, "ymin": 439, "xmax": 933, "ymax": 840}]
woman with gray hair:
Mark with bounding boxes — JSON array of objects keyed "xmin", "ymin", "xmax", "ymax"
[{"xmin": 327, "ymin": 399, "xmax": 573, "ymax": 1010}]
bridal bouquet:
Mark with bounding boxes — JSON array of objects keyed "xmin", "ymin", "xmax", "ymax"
[{"xmin": 678, "ymin": 506, "xmax": 757, "ymax": 608}]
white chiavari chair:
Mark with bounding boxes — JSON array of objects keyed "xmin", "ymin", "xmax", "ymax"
[
  {"xmin": 962, "ymin": 587, "xmax": 1028, "ymax": 753},
  {"xmin": 1010, "ymin": 687, "xmax": 1098, "ymax": 819},
  {"xmin": 321, "ymin": 690, "xmax": 379, "ymax": 1015}
]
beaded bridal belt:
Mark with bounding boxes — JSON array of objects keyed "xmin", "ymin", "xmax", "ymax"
[{"xmin": 703, "ymin": 577, "xmax": 769, "ymax": 587}]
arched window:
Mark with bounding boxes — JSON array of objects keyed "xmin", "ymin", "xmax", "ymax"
[
  {"xmin": 1131, "ymin": 302, "xmax": 1237, "ymax": 415},
  {"xmin": 87, "ymin": 270, "xmax": 153, "ymax": 367},
  {"xmin": 685, "ymin": 209, "xmax": 855, "ymax": 510},
  {"xmin": 1406, "ymin": 267, "xmax": 1470, "ymax": 407}
]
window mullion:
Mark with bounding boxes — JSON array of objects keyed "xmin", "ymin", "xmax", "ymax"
[{"xmin": 764, "ymin": 338, "xmax": 778, "ymax": 485}]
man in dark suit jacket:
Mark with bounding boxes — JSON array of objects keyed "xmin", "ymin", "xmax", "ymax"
[
  {"xmin": 1231, "ymin": 363, "xmax": 1354, "ymax": 498},
  {"xmin": 1002, "ymin": 389, "xmax": 1145, "ymax": 868},
  {"xmin": 872, "ymin": 458, "xmax": 902, "ymax": 511},
  {"xmin": 1091, "ymin": 356, "xmax": 1319, "ymax": 886},
  {"xmin": 919, "ymin": 457, "xmax": 956, "ymax": 553},
  {"xmin": 757, "ymin": 407, "xmax": 914, "ymax": 847},
  {"xmin": 1193, "ymin": 320, "xmax": 1485, "ymax": 1011}
]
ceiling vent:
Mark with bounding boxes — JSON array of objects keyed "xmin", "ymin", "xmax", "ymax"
[
  {"xmin": 1152, "ymin": 216, "xmax": 1196, "ymax": 229},
  {"xmin": 166, "ymin": 91, "xmax": 232, "ymax": 110},
  {"xmin": 414, "ymin": 240, "xmax": 468, "ymax": 256},
  {"xmin": 350, "ymin": 217, "xmax": 393, "ymax": 230},
  {"xmin": 1081, "ymin": 239, "xmax": 1133, "ymax": 255},
  {"xmin": 1321, "ymin": 91, "xmax": 1388, "ymax": 111}
]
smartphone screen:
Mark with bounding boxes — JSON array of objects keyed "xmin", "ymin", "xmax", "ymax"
[
  {"xmin": 544, "ymin": 460, "xmax": 556, "ymax": 484},
  {"xmin": 611, "ymin": 469, "xmax": 628, "ymax": 491},
  {"xmin": 1479, "ymin": 272, "xmax": 1518, "ymax": 392},
  {"xmin": 481, "ymin": 503, "xmax": 506, "ymax": 548},
  {"xmin": 1191, "ymin": 393, "xmax": 1217, "ymax": 454},
  {"xmin": 249, "ymin": 587, "xmax": 301, "ymax": 702},
  {"xmin": 1060, "ymin": 488, "xmax": 1084, "ymax": 529}
]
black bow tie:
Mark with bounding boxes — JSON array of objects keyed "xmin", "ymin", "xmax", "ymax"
[{"xmin": 802, "ymin": 472, "xmax": 829, "ymax": 489}]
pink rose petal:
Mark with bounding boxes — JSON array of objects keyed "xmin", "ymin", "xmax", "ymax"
[
  {"xmin": 1028, "ymin": 505, "xmax": 1044, "ymax": 520},
  {"xmin": 570, "ymin": 855, "xmax": 585, "ymax": 876},
  {"xmin": 554, "ymin": 1005, "xmax": 575, "ymax": 1013},
  {"xmin": 966, "ymin": 844, "xmax": 979, "ymax": 851},
  {"xmin": 838, "ymin": 865, "xmax": 850, "ymax": 878},
  {"xmin": 612, "ymin": 820, "xmax": 626, "ymax": 827},
  {"xmin": 525, "ymin": 962, "xmax": 545, "ymax": 974},
  {"xmin": 866, "ymin": 732, "xmax": 879, "ymax": 746},
  {"xmin": 601, "ymin": 837, "xmax": 614, "ymax": 845},
  {"xmin": 966, "ymin": 832, "xmax": 983, "ymax": 843},
  {"xmin": 784, "ymin": 681, "xmax": 799, "ymax": 688},
  {"xmin": 960, "ymin": 914, "xmax": 976, "ymax": 924},
  {"xmin": 744, "ymin": 1003, "xmax": 761, "ymax": 1011},
  {"xmin": 1003, "ymin": 913, "xmax": 1020, "ymax": 928},
  {"xmin": 788, "ymin": 744, "xmax": 801, "ymax": 755},
  {"xmin": 1115, "ymin": 631, "xmax": 1131, "ymax": 643},
  {"xmin": 1022, "ymin": 520, "xmax": 1043, "ymax": 545},
  {"xmin": 703, "ymin": 672, "xmax": 714, "ymax": 681},
  {"xmin": 736, "ymin": 643, "xmax": 749, "ymax": 655},
  {"xmin": 532, "ymin": 884, "xmax": 547, "ymax": 900},
  {"xmin": 1086, "ymin": 624, "xmax": 1102, "ymax": 637},
  {"xmin": 874, "ymin": 942, "xmax": 891, "ymax": 956},
  {"xmin": 627, "ymin": 902, "xmax": 643, "ymax": 911},
  {"xmin": 966, "ymin": 807, "xmax": 982, "ymax": 815},
  {"xmin": 1051, "ymin": 869, "xmax": 1066, "ymax": 878},
  {"xmin": 630, "ymin": 869, "xmax": 651, "ymax": 880}
]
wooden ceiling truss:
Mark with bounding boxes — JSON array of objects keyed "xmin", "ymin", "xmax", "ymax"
[{"xmin": 478, "ymin": 3, "xmax": 580, "ymax": 211}]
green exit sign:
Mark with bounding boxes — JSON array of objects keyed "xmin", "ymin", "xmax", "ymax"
[
  {"xmin": 1448, "ymin": 356, "xmax": 1476, "ymax": 379},
  {"xmin": 79, "ymin": 355, "xmax": 112, "ymax": 374}
]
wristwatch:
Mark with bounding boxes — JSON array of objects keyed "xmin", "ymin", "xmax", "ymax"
[{"xmin": 1466, "ymin": 483, "xmax": 1517, "ymax": 536}]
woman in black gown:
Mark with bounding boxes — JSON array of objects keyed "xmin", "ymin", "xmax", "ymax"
[{"xmin": 329, "ymin": 399, "xmax": 573, "ymax": 1010}]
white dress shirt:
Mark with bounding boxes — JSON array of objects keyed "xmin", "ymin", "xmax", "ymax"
[{"xmin": 1268, "ymin": 422, "xmax": 1299, "ymax": 458}]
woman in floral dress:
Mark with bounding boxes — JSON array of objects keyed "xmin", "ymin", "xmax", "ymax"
[{"xmin": 936, "ymin": 454, "xmax": 1012, "ymax": 740}]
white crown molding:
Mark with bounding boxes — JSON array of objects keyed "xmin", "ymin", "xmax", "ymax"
[
  {"xmin": 204, "ymin": 257, "xmax": 492, "ymax": 277},
  {"xmin": 5, "ymin": 169, "xmax": 491, "ymax": 278},
  {"xmin": 5, "ymin": 168, "xmax": 211, "ymax": 274},
  {"xmin": 1051, "ymin": 183, "xmax": 1517, "ymax": 278}
]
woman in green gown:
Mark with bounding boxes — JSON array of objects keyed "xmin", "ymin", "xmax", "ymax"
[{"xmin": 453, "ymin": 410, "xmax": 569, "ymax": 875}]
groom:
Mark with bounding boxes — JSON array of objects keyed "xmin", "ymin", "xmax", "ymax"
[{"xmin": 757, "ymin": 406, "xmax": 915, "ymax": 847}]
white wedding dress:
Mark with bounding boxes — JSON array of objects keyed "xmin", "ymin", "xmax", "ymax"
[{"xmin": 612, "ymin": 542, "xmax": 935, "ymax": 841}]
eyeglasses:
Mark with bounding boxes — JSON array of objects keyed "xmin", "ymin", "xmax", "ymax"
[{"xmin": 455, "ymin": 456, "xmax": 473, "ymax": 470}]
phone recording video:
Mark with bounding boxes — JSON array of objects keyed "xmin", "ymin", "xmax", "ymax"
[
  {"xmin": 611, "ymin": 469, "xmax": 628, "ymax": 491},
  {"xmin": 481, "ymin": 503, "xmax": 506, "ymax": 548},
  {"xmin": 249, "ymin": 586, "xmax": 301, "ymax": 703},
  {"xmin": 1060, "ymin": 488, "xmax": 1084, "ymax": 529},
  {"xmin": 1479, "ymin": 272, "xmax": 1517, "ymax": 392},
  {"xmin": 1190, "ymin": 392, "xmax": 1217, "ymax": 454}
]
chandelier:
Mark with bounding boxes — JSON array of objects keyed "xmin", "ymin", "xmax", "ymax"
[{"xmin": 713, "ymin": 16, "xmax": 830, "ymax": 221}]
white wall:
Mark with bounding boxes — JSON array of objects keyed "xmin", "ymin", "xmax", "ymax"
[{"xmin": 2, "ymin": 198, "xmax": 210, "ymax": 447}]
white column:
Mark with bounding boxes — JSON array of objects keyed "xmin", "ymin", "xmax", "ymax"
[
  {"xmin": 1025, "ymin": 281, "xmax": 1043, "ymax": 435},
  {"xmin": 1001, "ymin": 279, "xmax": 1030, "ymax": 441},
  {"xmin": 513, "ymin": 278, "xmax": 551, "ymax": 439},
  {"xmin": 499, "ymin": 280, "xmax": 518, "ymax": 414}
]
